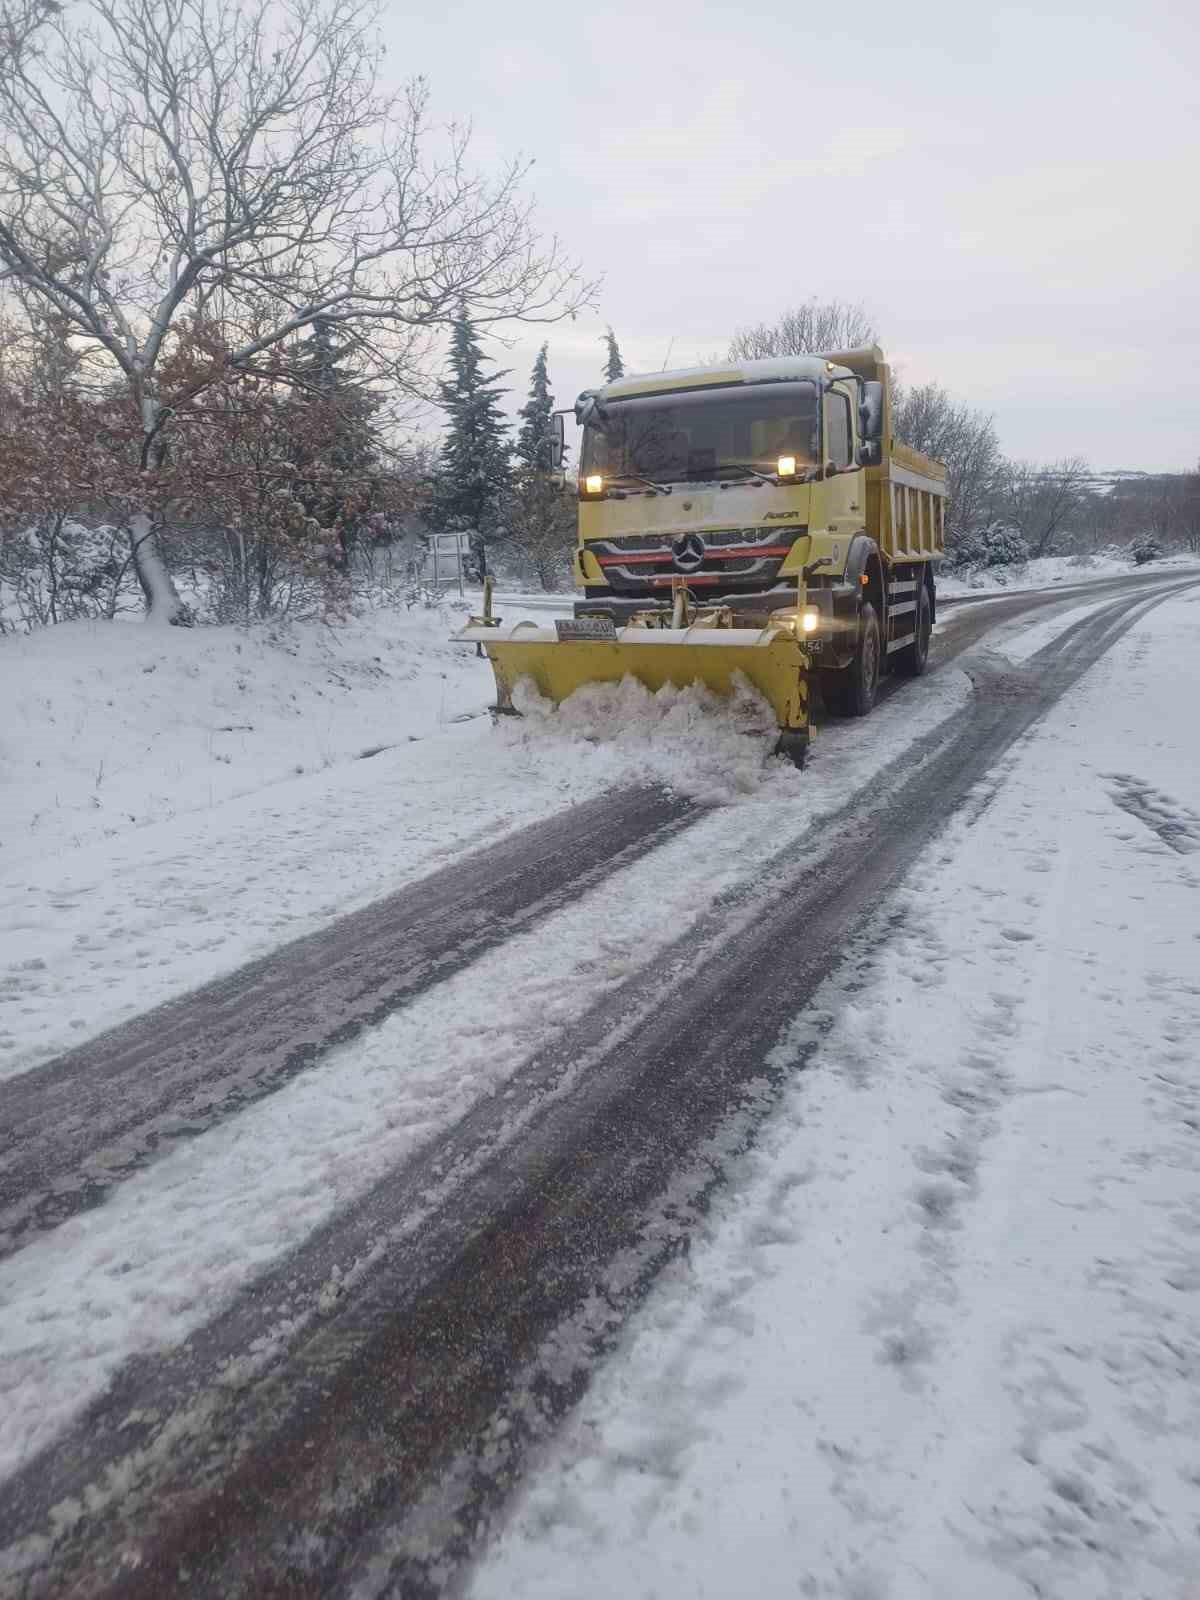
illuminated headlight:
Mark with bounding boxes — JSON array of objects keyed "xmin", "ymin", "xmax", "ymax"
[
  {"xmin": 801, "ymin": 606, "xmax": 820, "ymax": 633},
  {"xmin": 583, "ymin": 474, "xmax": 604, "ymax": 495},
  {"xmin": 777, "ymin": 455, "xmax": 797, "ymax": 478}
]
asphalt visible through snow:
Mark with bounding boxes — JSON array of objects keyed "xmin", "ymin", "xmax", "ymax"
[
  {"xmin": 0, "ymin": 784, "xmax": 696, "ymax": 1260},
  {"xmin": 0, "ymin": 571, "xmax": 1197, "ymax": 1598}
]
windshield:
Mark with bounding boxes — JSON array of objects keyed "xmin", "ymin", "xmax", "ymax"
[{"xmin": 581, "ymin": 380, "xmax": 820, "ymax": 485}]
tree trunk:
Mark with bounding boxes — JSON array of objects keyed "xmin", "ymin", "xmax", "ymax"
[
  {"xmin": 44, "ymin": 518, "xmax": 60, "ymax": 624},
  {"xmin": 129, "ymin": 512, "xmax": 191, "ymax": 624}
]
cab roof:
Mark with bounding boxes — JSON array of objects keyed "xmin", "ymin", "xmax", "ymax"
[{"xmin": 590, "ymin": 346, "xmax": 886, "ymax": 407}]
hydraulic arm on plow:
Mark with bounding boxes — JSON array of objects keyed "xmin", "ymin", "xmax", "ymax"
[{"xmin": 454, "ymin": 345, "xmax": 945, "ymax": 767}]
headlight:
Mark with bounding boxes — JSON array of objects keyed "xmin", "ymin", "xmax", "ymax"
[
  {"xmin": 777, "ymin": 455, "xmax": 797, "ymax": 478},
  {"xmin": 801, "ymin": 606, "xmax": 820, "ymax": 633},
  {"xmin": 583, "ymin": 474, "xmax": 604, "ymax": 495}
]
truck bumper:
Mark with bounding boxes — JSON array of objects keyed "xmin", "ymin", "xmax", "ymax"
[{"xmin": 576, "ymin": 584, "xmax": 815, "ymax": 627}]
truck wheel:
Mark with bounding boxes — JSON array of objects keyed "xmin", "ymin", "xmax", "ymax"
[
  {"xmin": 892, "ymin": 582, "xmax": 931, "ymax": 678},
  {"xmin": 821, "ymin": 601, "xmax": 881, "ymax": 717}
]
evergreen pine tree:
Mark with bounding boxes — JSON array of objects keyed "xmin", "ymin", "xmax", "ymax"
[
  {"xmin": 515, "ymin": 343, "xmax": 555, "ymax": 471},
  {"xmin": 508, "ymin": 344, "xmax": 574, "ymax": 590},
  {"xmin": 427, "ymin": 309, "xmax": 512, "ymax": 580},
  {"xmin": 602, "ymin": 327, "xmax": 625, "ymax": 384}
]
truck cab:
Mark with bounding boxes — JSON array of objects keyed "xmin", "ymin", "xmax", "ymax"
[{"xmin": 571, "ymin": 345, "xmax": 945, "ymax": 705}]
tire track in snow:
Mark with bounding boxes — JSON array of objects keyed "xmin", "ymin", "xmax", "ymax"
[
  {"xmin": 2, "ymin": 576, "xmax": 1195, "ymax": 1600},
  {"xmin": 0, "ymin": 784, "xmax": 697, "ymax": 1262},
  {"xmin": 1105, "ymin": 772, "xmax": 1200, "ymax": 855}
]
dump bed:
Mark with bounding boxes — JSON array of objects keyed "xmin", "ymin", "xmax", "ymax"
[
  {"xmin": 821, "ymin": 346, "xmax": 947, "ymax": 564},
  {"xmin": 870, "ymin": 440, "xmax": 946, "ymax": 562}
]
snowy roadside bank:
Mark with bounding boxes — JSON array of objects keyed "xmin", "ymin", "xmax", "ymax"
[
  {"xmin": 937, "ymin": 549, "xmax": 1198, "ymax": 600},
  {"xmin": 471, "ymin": 587, "xmax": 1200, "ymax": 1600},
  {"xmin": 1, "ymin": 602, "xmax": 487, "ymax": 860}
]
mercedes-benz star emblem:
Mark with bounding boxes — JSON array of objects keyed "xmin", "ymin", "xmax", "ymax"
[{"xmin": 672, "ymin": 532, "xmax": 706, "ymax": 573}]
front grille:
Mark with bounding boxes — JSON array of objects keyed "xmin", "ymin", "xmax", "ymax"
[{"xmin": 589, "ymin": 526, "xmax": 804, "ymax": 595}]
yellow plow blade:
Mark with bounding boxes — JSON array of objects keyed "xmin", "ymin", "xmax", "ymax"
[{"xmin": 455, "ymin": 620, "xmax": 811, "ymax": 744}]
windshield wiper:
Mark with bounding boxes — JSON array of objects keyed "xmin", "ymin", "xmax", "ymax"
[
  {"xmin": 716, "ymin": 462, "xmax": 820, "ymax": 488},
  {"xmin": 607, "ymin": 473, "xmax": 673, "ymax": 496}
]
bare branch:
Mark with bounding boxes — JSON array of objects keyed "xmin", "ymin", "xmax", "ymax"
[
  {"xmin": 0, "ymin": 0, "xmax": 596, "ymax": 612},
  {"xmin": 728, "ymin": 300, "xmax": 879, "ymax": 362},
  {"xmin": 998, "ymin": 456, "xmax": 1093, "ymax": 557},
  {"xmin": 893, "ymin": 381, "xmax": 1003, "ymax": 541}
]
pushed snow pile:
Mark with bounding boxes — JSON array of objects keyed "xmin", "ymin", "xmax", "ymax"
[
  {"xmin": 0, "ymin": 604, "xmax": 488, "ymax": 859},
  {"xmin": 505, "ymin": 674, "xmax": 794, "ymax": 804}
]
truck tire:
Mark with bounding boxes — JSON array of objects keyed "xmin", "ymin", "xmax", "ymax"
[
  {"xmin": 891, "ymin": 581, "xmax": 931, "ymax": 678},
  {"xmin": 821, "ymin": 601, "xmax": 881, "ymax": 717}
]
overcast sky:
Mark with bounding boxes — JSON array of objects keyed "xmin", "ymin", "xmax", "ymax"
[{"xmin": 383, "ymin": 0, "xmax": 1197, "ymax": 473}]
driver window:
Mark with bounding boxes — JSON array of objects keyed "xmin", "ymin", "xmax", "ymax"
[{"xmin": 826, "ymin": 391, "xmax": 852, "ymax": 469}]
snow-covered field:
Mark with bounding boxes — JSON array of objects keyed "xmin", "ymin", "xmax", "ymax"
[
  {"xmin": 473, "ymin": 587, "xmax": 1200, "ymax": 1600},
  {"xmin": 2, "ymin": 572, "xmax": 1199, "ymax": 1596}
]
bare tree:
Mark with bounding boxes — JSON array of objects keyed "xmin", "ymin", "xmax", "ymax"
[
  {"xmin": 999, "ymin": 457, "xmax": 1093, "ymax": 558},
  {"xmin": 728, "ymin": 299, "xmax": 878, "ymax": 362},
  {"xmin": 893, "ymin": 382, "xmax": 1002, "ymax": 543},
  {"xmin": 0, "ymin": 0, "xmax": 594, "ymax": 620}
]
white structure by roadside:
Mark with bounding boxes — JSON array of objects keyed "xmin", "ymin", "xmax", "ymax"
[{"xmin": 419, "ymin": 530, "xmax": 471, "ymax": 592}]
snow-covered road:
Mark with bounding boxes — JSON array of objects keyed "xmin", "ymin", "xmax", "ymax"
[
  {"xmin": 1, "ymin": 571, "xmax": 1198, "ymax": 1597},
  {"xmin": 473, "ymin": 586, "xmax": 1200, "ymax": 1600}
]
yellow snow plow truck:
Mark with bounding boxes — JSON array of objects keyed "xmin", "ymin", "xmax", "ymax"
[{"xmin": 455, "ymin": 345, "xmax": 945, "ymax": 766}]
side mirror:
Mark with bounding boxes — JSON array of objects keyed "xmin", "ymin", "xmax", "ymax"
[
  {"xmin": 856, "ymin": 439, "xmax": 882, "ymax": 467},
  {"xmin": 859, "ymin": 381, "xmax": 884, "ymax": 446},
  {"xmin": 575, "ymin": 390, "xmax": 607, "ymax": 428},
  {"xmin": 548, "ymin": 413, "xmax": 565, "ymax": 471}
]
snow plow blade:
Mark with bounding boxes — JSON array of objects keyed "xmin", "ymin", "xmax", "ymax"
[{"xmin": 454, "ymin": 618, "xmax": 812, "ymax": 762}]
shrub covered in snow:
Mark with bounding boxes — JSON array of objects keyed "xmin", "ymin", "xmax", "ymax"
[
  {"xmin": 1129, "ymin": 534, "xmax": 1165, "ymax": 566},
  {"xmin": 947, "ymin": 521, "xmax": 1030, "ymax": 574},
  {"xmin": 0, "ymin": 520, "xmax": 141, "ymax": 632}
]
